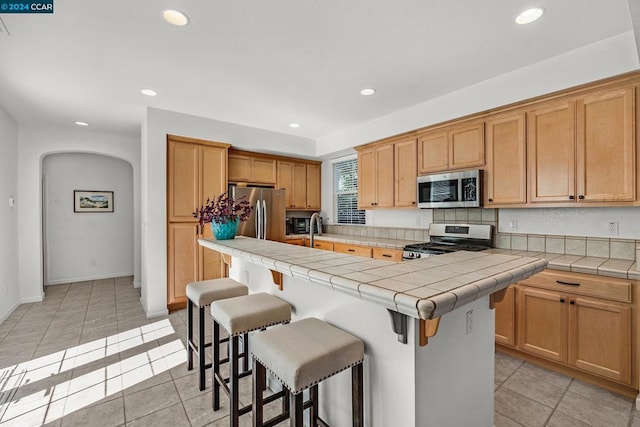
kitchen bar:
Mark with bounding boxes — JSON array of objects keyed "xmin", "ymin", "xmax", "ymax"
[{"xmin": 199, "ymin": 237, "xmax": 547, "ymax": 426}]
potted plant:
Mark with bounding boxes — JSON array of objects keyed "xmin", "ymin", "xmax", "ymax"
[{"xmin": 193, "ymin": 191, "xmax": 253, "ymax": 240}]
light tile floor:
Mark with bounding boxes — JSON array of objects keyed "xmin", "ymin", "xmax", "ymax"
[{"xmin": 0, "ymin": 277, "xmax": 637, "ymax": 426}]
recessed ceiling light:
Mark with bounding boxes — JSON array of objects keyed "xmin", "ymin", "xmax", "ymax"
[
  {"xmin": 74, "ymin": 121, "xmax": 89, "ymax": 126},
  {"xmin": 515, "ymin": 8, "xmax": 545, "ymax": 25},
  {"xmin": 140, "ymin": 89, "xmax": 158, "ymax": 96},
  {"xmin": 360, "ymin": 88, "xmax": 376, "ymax": 96},
  {"xmin": 289, "ymin": 123, "xmax": 300, "ymax": 128},
  {"xmin": 163, "ymin": 9, "xmax": 189, "ymax": 26}
]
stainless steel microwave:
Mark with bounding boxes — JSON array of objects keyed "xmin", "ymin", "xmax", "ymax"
[{"xmin": 417, "ymin": 170, "xmax": 482, "ymax": 209}]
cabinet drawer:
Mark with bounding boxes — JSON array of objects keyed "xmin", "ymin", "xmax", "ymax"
[
  {"xmin": 309, "ymin": 240, "xmax": 334, "ymax": 251},
  {"xmin": 372, "ymin": 247, "xmax": 403, "ymax": 262},
  {"xmin": 333, "ymin": 242, "xmax": 372, "ymax": 257},
  {"xmin": 287, "ymin": 238, "xmax": 305, "ymax": 246},
  {"xmin": 520, "ymin": 270, "xmax": 632, "ymax": 303}
]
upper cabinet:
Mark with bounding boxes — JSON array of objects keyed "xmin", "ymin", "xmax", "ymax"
[
  {"xmin": 418, "ymin": 122, "xmax": 484, "ymax": 174},
  {"xmin": 485, "ymin": 113, "xmax": 527, "ymax": 205},
  {"xmin": 277, "ymin": 160, "xmax": 321, "ymax": 210},
  {"xmin": 528, "ymin": 87, "xmax": 635, "ymax": 204},
  {"xmin": 228, "ymin": 151, "xmax": 277, "ymax": 184},
  {"xmin": 357, "ymin": 137, "xmax": 417, "ymax": 209},
  {"xmin": 358, "ymin": 143, "xmax": 394, "ymax": 208},
  {"xmin": 394, "ymin": 138, "xmax": 418, "ymax": 207}
]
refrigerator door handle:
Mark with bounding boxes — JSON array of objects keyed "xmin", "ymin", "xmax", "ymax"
[
  {"xmin": 256, "ymin": 200, "xmax": 262, "ymax": 240},
  {"xmin": 262, "ymin": 200, "xmax": 268, "ymax": 240}
]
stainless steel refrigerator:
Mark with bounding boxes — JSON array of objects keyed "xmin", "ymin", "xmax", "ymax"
[{"xmin": 230, "ymin": 186, "xmax": 286, "ymax": 242}]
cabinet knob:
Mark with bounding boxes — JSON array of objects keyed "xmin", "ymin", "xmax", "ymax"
[
  {"xmin": 570, "ymin": 300, "xmax": 575, "ymax": 305},
  {"xmin": 568, "ymin": 195, "xmax": 574, "ymax": 200},
  {"xmin": 559, "ymin": 298, "xmax": 565, "ymax": 303},
  {"xmin": 578, "ymin": 195, "xmax": 584, "ymax": 200},
  {"xmin": 412, "ymin": 201, "xmax": 416, "ymax": 205},
  {"xmin": 488, "ymin": 198, "xmax": 493, "ymax": 202}
]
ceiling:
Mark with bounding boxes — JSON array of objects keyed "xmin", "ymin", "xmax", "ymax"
[{"xmin": 0, "ymin": 0, "xmax": 636, "ymax": 141}]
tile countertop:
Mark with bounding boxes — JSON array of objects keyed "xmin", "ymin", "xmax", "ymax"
[
  {"xmin": 285, "ymin": 233, "xmax": 420, "ymax": 250},
  {"xmin": 199, "ymin": 237, "xmax": 547, "ymax": 320},
  {"xmin": 286, "ymin": 234, "xmax": 640, "ymax": 280},
  {"xmin": 488, "ymin": 249, "xmax": 640, "ymax": 280}
]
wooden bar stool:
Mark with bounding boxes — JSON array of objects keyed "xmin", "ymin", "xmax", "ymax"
[
  {"xmin": 251, "ymin": 317, "xmax": 365, "ymax": 427},
  {"xmin": 186, "ymin": 278, "xmax": 248, "ymax": 390},
  {"xmin": 210, "ymin": 292, "xmax": 292, "ymax": 427}
]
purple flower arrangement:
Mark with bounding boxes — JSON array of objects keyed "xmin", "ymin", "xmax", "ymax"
[{"xmin": 193, "ymin": 191, "xmax": 254, "ymax": 228}]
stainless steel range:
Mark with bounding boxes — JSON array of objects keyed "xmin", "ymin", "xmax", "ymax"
[{"xmin": 403, "ymin": 223, "xmax": 493, "ymax": 260}]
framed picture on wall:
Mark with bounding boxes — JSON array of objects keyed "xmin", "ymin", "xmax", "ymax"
[{"xmin": 74, "ymin": 190, "xmax": 114, "ymax": 213}]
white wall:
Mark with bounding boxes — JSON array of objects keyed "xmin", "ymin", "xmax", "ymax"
[
  {"xmin": 141, "ymin": 108, "xmax": 316, "ymax": 318},
  {"xmin": 43, "ymin": 153, "xmax": 134, "ymax": 284},
  {"xmin": 0, "ymin": 106, "xmax": 20, "ymax": 322},
  {"xmin": 17, "ymin": 125, "xmax": 140, "ymax": 303}
]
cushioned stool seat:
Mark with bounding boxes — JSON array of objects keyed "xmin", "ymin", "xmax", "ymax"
[
  {"xmin": 210, "ymin": 293, "xmax": 292, "ymax": 426},
  {"xmin": 251, "ymin": 317, "xmax": 365, "ymax": 427},
  {"xmin": 186, "ymin": 278, "xmax": 248, "ymax": 391}
]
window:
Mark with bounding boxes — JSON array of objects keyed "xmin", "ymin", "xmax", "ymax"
[{"xmin": 334, "ymin": 158, "xmax": 365, "ymax": 225}]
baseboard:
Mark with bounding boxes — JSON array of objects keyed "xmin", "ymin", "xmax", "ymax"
[
  {"xmin": 21, "ymin": 292, "xmax": 45, "ymax": 304},
  {"xmin": 140, "ymin": 295, "xmax": 168, "ymax": 319},
  {"xmin": 47, "ymin": 272, "xmax": 134, "ymax": 285},
  {"xmin": 0, "ymin": 298, "xmax": 21, "ymax": 323},
  {"xmin": 133, "ymin": 280, "xmax": 141, "ymax": 289},
  {"xmin": 636, "ymin": 394, "xmax": 639, "ymax": 410}
]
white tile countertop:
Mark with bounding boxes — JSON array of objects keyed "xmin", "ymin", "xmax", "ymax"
[
  {"xmin": 285, "ymin": 233, "xmax": 419, "ymax": 250},
  {"xmin": 286, "ymin": 234, "xmax": 640, "ymax": 279},
  {"xmin": 199, "ymin": 237, "xmax": 548, "ymax": 320}
]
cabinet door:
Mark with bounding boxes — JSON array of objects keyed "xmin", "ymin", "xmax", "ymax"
[
  {"xmin": 517, "ymin": 287, "xmax": 567, "ymax": 362},
  {"xmin": 277, "ymin": 161, "xmax": 294, "ymax": 208},
  {"xmin": 372, "ymin": 247, "xmax": 403, "ymax": 262},
  {"xmin": 449, "ymin": 122, "xmax": 485, "ymax": 170},
  {"xmin": 306, "ymin": 163, "xmax": 321, "ymax": 209},
  {"xmin": 576, "ymin": 87, "xmax": 635, "ymax": 202},
  {"xmin": 292, "ymin": 163, "xmax": 308, "ymax": 208},
  {"xmin": 252, "ymin": 157, "xmax": 277, "ymax": 184},
  {"xmin": 418, "ymin": 131, "xmax": 448, "ymax": 174},
  {"xmin": 494, "ymin": 286, "xmax": 516, "ymax": 347},
  {"xmin": 168, "ymin": 141, "xmax": 199, "ymax": 222},
  {"xmin": 528, "ymin": 102, "xmax": 576, "ymax": 203},
  {"xmin": 568, "ymin": 296, "xmax": 631, "ymax": 384},
  {"xmin": 334, "ymin": 242, "xmax": 373, "ymax": 257},
  {"xmin": 228, "ymin": 154, "xmax": 252, "ymax": 182},
  {"xmin": 168, "ymin": 222, "xmax": 199, "ymax": 306},
  {"xmin": 200, "ymin": 145, "xmax": 227, "ymax": 281},
  {"xmin": 394, "ymin": 139, "xmax": 417, "ymax": 207},
  {"xmin": 485, "ymin": 113, "xmax": 526, "ymax": 205},
  {"xmin": 358, "ymin": 148, "xmax": 376, "ymax": 208},
  {"xmin": 375, "ymin": 144, "xmax": 395, "ymax": 207}
]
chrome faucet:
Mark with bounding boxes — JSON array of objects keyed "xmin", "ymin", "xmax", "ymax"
[{"xmin": 309, "ymin": 213, "xmax": 322, "ymax": 248}]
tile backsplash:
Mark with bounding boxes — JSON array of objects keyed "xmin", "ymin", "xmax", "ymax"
[{"xmin": 324, "ymin": 224, "xmax": 429, "ymax": 242}]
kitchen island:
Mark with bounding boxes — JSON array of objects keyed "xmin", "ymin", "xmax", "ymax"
[{"xmin": 199, "ymin": 237, "xmax": 547, "ymax": 426}]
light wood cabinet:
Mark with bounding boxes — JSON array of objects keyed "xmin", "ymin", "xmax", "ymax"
[
  {"xmin": 528, "ymin": 87, "xmax": 635, "ymax": 204},
  {"xmin": 485, "ymin": 113, "xmax": 527, "ymax": 205},
  {"xmin": 228, "ymin": 152, "xmax": 276, "ymax": 184},
  {"xmin": 372, "ymin": 247, "xmax": 403, "ymax": 262},
  {"xmin": 306, "ymin": 163, "xmax": 321, "ymax": 210},
  {"xmin": 494, "ymin": 286, "xmax": 516, "ymax": 347},
  {"xmin": 499, "ymin": 270, "xmax": 637, "ymax": 393},
  {"xmin": 334, "ymin": 242, "xmax": 373, "ymax": 257},
  {"xmin": 418, "ymin": 122, "xmax": 484, "ymax": 174},
  {"xmin": 277, "ymin": 160, "xmax": 321, "ymax": 210},
  {"xmin": 394, "ymin": 138, "xmax": 418, "ymax": 207},
  {"xmin": 286, "ymin": 238, "xmax": 305, "ymax": 246},
  {"xmin": 167, "ymin": 136, "xmax": 229, "ymax": 309},
  {"xmin": 358, "ymin": 144, "xmax": 394, "ymax": 208},
  {"xmin": 307, "ymin": 240, "xmax": 334, "ymax": 251}
]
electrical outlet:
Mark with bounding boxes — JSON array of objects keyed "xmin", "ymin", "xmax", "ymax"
[
  {"xmin": 466, "ymin": 310, "xmax": 473, "ymax": 335},
  {"xmin": 608, "ymin": 221, "xmax": 619, "ymax": 236},
  {"xmin": 243, "ymin": 270, "xmax": 250, "ymax": 285},
  {"xmin": 509, "ymin": 220, "xmax": 518, "ymax": 231}
]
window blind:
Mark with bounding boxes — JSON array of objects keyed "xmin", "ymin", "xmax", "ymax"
[{"xmin": 334, "ymin": 159, "xmax": 365, "ymax": 225}]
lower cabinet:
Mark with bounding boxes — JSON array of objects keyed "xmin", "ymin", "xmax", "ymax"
[
  {"xmin": 334, "ymin": 242, "xmax": 373, "ymax": 257},
  {"xmin": 495, "ymin": 270, "xmax": 636, "ymax": 391}
]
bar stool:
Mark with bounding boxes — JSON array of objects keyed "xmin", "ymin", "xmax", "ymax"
[
  {"xmin": 210, "ymin": 292, "xmax": 292, "ymax": 426},
  {"xmin": 251, "ymin": 317, "xmax": 365, "ymax": 427},
  {"xmin": 186, "ymin": 278, "xmax": 248, "ymax": 390}
]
